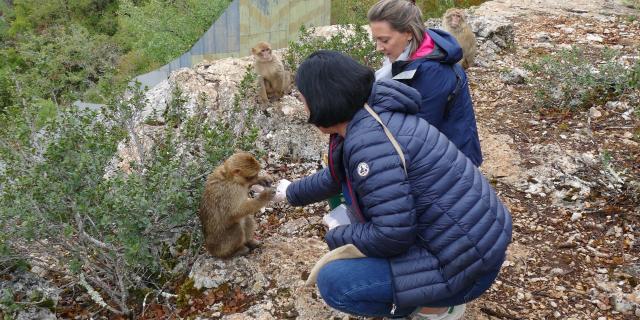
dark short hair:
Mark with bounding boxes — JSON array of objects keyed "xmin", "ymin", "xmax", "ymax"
[{"xmin": 295, "ymin": 50, "xmax": 375, "ymax": 128}]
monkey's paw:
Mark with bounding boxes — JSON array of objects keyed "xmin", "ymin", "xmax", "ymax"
[
  {"xmin": 258, "ymin": 187, "xmax": 276, "ymax": 201},
  {"xmin": 246, "ymin": 239, "xmax": 261, "ymax": 249},
  {"xmin": 234, "ymin": 246, "xmax": 251, "ymax": 257}
]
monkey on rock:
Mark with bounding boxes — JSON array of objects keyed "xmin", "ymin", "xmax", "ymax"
[
  {"xmin": 251, "ymin": 41, "xmax": 290, "ymax": 103},
  {"xmin": 198, "ymin": 152, "xmax": 274, "ymax": 259}
]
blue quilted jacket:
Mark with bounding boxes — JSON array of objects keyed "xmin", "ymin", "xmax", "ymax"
[
  {"xmin": 391, "ymin": 29, "xmax": 483, "ymax": 166},
  {"xmin": 286, "ymin": 79, "xmax": 512, "ymax": 308}
]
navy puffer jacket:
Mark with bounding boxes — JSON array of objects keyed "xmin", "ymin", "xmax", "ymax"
[
  {"xmin": 392, "ymin": 29, "xmax": 483, "ymax": 166},
  {"xmin": 286, "ymin": 79, "xmax": 512, "ymax": 308}
]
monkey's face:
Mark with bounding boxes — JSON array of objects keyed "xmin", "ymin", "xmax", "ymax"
[
  {"xmin": 254, "ymin": 45, "xmax": 273, "ymax": 62},
  {"xmin": 370, "ymin": 20, "xmax": 413, "ymax": 62},
  {"xmin": 241, "ymin": 171, "xmax": 261, "ymax": 186},
  {"xmin": 225, "ymin": 153, "xmax": 263, "ymax": 187},
  {"xmin": 446, "ymin": 11, "xmax": 465, "ymax": 29}
]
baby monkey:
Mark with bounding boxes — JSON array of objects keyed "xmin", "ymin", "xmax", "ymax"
[
  {"xmin": 443, "ymin": 8, "xmax": 477, "ymax": 69},
  {"xmin": 198, "ymin": 152, "xmax": 274, "ymax": 258},
  {"xmin": 251, "ymin": 41, "xmax": 290, "ymax": 103}
]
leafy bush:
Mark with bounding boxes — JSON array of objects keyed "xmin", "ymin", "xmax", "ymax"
[
  {"xmin": 524, "ymin": 46, "xmax": 638, "ymax": 110},
  {"xmin": 11, "ymin": 25, "xmax": 121, "ymax": 105},
  {"xmin": 0, "ymin": 73, "xmax": 259, "ymax": 316},
  {"xmin": 331, "ymin": 0, "xmax": 488, "ymax": 25},
  {"xmin": 622, "ymin": 0, "xmax": 640, "ymax": 9},
  {"xmin": 285, "ymin": 25, "xmax": 383, "ymax": 72},
  {"xmin": 0, "ymin": 0, "xmax": 232, "ymax": 108},
  {"xmin": 331, "ymin": 0, "xmax": 379, "ymax": 25}
]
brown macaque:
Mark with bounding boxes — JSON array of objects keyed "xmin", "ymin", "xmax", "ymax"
[
  {"xmin": 251, "ymin": 41, "xmax": 290, "ymax": 103},
  {"xmin": 443, "ymin": 8, "xmax": 477, "ymax": 69},
  {"xmin": 198, "ymin": 152, "xmax": 274, "ymax": 258}
]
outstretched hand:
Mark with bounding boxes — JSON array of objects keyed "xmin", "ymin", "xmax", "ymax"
[{"xmin": 273, "ymin": 179, "xmax": 291, "ymax": 202}]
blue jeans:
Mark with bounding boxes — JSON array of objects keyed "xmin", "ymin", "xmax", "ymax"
[{"xmin": 316, "ymin": 257, "xmax": 500, "ymax": 318}]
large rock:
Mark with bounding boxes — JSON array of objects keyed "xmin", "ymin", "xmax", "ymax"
[{"xmin": 112, "ymin": 48, "xmax": 327, "ymax": 171}]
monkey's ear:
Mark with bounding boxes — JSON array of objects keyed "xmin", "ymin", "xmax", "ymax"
[{"xmin": 233, "ymin": 168, "xmax": 242, "ymax": 175}]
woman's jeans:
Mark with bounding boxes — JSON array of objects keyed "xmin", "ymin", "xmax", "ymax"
[{"xmin": 316, "ymin": 257, "xmax": 500, "ymax": 318}]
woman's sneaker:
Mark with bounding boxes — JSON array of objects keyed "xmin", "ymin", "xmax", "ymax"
[{"xmin": 411, "ymin": 304, "xmax": 466, "ymax": 320}]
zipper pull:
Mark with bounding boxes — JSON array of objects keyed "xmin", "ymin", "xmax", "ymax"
[{"xmin": 390, "ymin": 304, "xmax": 397, "ymax": 315}]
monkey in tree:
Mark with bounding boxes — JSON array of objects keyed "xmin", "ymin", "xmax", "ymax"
[
  {"xmin": 251, "ymin": 41, "xmax": 290, "ymax": 103},
  {"xmin": 442, "ymin": 8, "xmax": 477, "ymax": 69},
  {"xmin": 198, "ymin": 152, "xmax": 274, "ymax": 258}
]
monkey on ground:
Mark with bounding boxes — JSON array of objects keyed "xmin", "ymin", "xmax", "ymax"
[
  {"xmin": 442, "ymin": 8, "xmax": 477, "ymax": 69},
  {"xmin": 198, "ymin": 152, "xmax": 274, "ymax": 258},
  {"xmin": 251, "ymin": 41, "xmax": 290, "ymax": 103}
]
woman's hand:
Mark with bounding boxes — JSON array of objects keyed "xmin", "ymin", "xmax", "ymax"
[{"xmin": 273, "ymin": 179, "xmax": 291, "ymax": 202}]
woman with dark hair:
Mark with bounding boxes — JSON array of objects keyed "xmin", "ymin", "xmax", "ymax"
[
  {"xmin": 368, "ymin": 0, "xmax": 483, "ymax": 167},
  {"xmin": 281, "ymin": 50, "xmax": 512, "ymax": 319}
]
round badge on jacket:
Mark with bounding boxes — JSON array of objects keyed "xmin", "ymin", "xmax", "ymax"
[{"xmin": 357, "ymin": 162, "xmax": 369, "ymax": 177}]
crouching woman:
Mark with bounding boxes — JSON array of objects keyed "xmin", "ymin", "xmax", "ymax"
[{"xmin": 284, "ymin": 50, "xmax": 512, "ymax": 319}]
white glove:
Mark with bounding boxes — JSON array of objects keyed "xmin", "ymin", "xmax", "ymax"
[
  {"xmin": 273, "ymin": 179, "xmax": 291, "ymax": 202},
  {"xmin": 322, "ymin": 204, "xmax": 352, "ymax": 230}
]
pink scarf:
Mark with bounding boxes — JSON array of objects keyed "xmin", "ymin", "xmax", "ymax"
[{"xmin": 410, "ymin": 32, "xmax": 435, "ymax": 60}]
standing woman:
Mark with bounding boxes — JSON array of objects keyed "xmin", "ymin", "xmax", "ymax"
[
  {"xmin": 283, "ymin": 50, "xmax": 511, "ymax": 319},
  {"xmin": 368, "ymin": 0, "xmax": 483, "ymax": 166}
]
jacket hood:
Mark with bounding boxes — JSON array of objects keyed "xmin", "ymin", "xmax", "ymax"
[
  {"xmin": 366, "ymin": 79, "xmax": 421, "ymax": 115},
  {"xmin": 425, "ymin": 28, "xmax": 463, "ymax": 65}
]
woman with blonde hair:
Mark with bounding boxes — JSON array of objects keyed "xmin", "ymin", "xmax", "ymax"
[{"xmin": 369, "ymin": 0, "xmax": 483, "ymax": 168}]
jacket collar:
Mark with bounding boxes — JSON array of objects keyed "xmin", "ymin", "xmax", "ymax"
[{"xmin": 391, "ymin": 45, "xmax": 445, "ymax": 79}]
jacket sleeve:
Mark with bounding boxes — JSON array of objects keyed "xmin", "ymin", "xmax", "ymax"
[
  {"xmin": 286, "ymin": 167, "xmax": 341, "ymax": 206},
  {"xmin": 324, "ymin": 127, "xmax": 417, "ymax": 257},
  {"xmin": 411, "ymin": 63, "xmax": 457, "ymax": 128}
]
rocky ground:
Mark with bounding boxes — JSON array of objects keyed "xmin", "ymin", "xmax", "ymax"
[
  {"xmin": 461, "ymin": 1, "xmax": 640, "ymax": 319},
  {"xmin": 2, "ymin": 0, "xmax": 639, "ymax": 319}
]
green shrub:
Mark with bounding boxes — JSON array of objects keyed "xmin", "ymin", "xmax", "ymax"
[
  {"xmin": 7, "ymin": 24, "xmax": 121, "ymax": 105},
  {"xmin": 0, "ymin": 68, "xmax": 14, "ymax": 114},
  {"xmin": 622, "ymin": 0, "xmax": 640, "ymax": 9},
  {"xmin": 0, "ymin": 0, "xmax": 233, "ymax": 108},
  {"xmin": 285, "ymin": 25, "xmax": 383, "ymax": 72},
  {"xmin": 524, "ymin": 46, "xmax": 637, "ymax": 110},
  {"xmin": 0, "ymin": 75, "xmax": 259, "ymax": 315},
  {"xmin": 331, "ymin": 0, "xmax": 379, "ymax": 25},
  {"xmin": 331, "ymin": 0, "xmax": 488, "ymax": 25}
]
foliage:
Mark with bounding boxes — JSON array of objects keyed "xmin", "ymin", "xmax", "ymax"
[
  {"xmin": 418, "ymin": 0, "xmax": 487, "ymax": 19},
  {"xmin": 622, "ymin": 0, "xmax": 640, "ymax": 9},
  {"xmin": 330, "ymin": 0, "xmax": 378, "ymax": 25},
  {"xmin": 0, "ymin": 68, "xmax": 14, "ymax": 114},
  {"xmin": 0, "ymin": 77, "xmax": 259, "ymax": 315},
  {"xmin": 233, "ymin": 67, "xmax": 262, "ymax": 153},
  {"xmin": 11, "ymin": 25, "xmax": 121, "ymax": 105},
  {"xmin": 7, "ymin": 0, "xmax": 119, "ymax": 36},
  {"xmin": 524, "ymin": 46, "xmax": 639, "ymax": 110},
  {"xmin": 331, "ymin": 0, "xmax": 488, "ymax": 25},
  {"xmin": 0, "ymin": 0, "xmax": 232, "ymax": 108},
  {"xmin": 285, "ymin": 25, "xmax": 383, "ymax": 72}
]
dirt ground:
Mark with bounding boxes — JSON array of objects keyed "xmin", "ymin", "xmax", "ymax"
[{"xmin": 460, "ymin": 2, "xmax": 640, "ymax": 319}]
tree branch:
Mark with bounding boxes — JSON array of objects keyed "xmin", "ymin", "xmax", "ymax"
[
  {"xmin": 79, "ymin": 273, "xmax": 123, "ymax": 315},
  {"xmin": 74, "ymin": 212, "xmax": 117, "ymax": 251}
]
